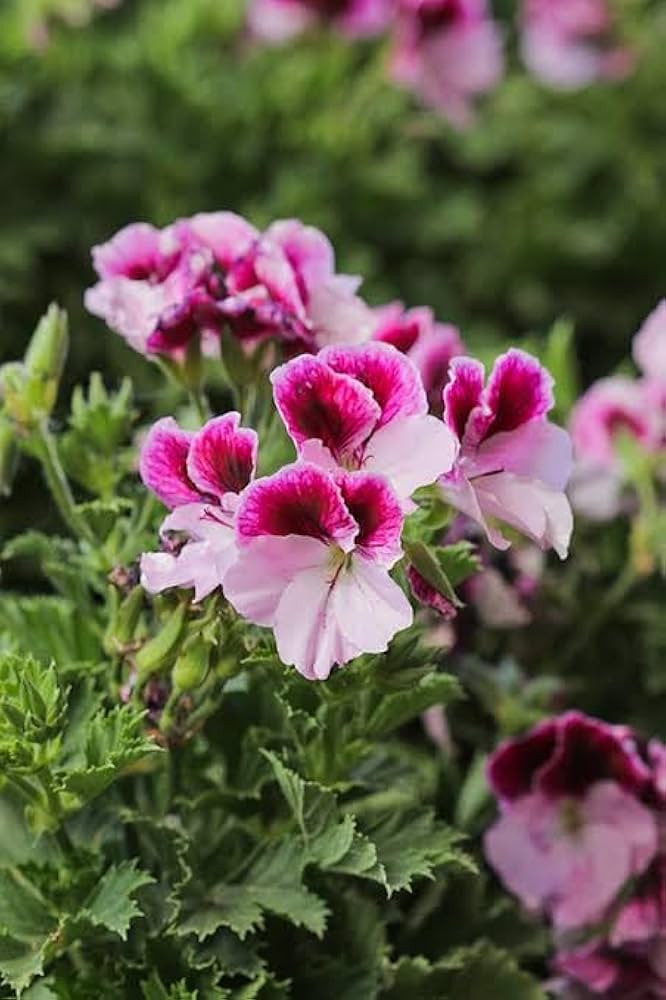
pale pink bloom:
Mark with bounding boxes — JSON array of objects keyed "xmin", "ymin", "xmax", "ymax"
[
  {"xmin": 247, "ymin": 0, "xmax": 392, "ymax": 43},
  {"xmin": 139, "ymin": 413, "xmax": 257, "ymax": 601},
  {"xmin": 391, "ymin": 0, "xmax": 504, "ymax": 126},
  {"xmin": 373, "ymin": 301, "xmax": 465, "ymax": 413},
  {"xmin": 521, "ymin": 0, "xmax": 634, "ymax": 90},
  {"xmin": 634, "ymin": 300, "xmax": 666, "ymax": 384},
  {"xmin": 440, "ymin": 350, "xmax": 574, "ymax": 557},
  {"xmin": 271, "ymin": 342, "xmax": 458, "ymax": 502},
  {"xmin": 485, "ymin": 782, "xmax": 657, "ymax": 930},
  {"xmin": 224, "ymin": 462, "xmax": 412, "ymax": 680},
  {"xmin": 571, "ymin": 377, "xmax": 658, "ymax": 472}
]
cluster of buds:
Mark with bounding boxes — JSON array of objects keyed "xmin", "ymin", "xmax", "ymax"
[{"xmin": 485, "ymin": 712, "xmax": 666, "ymax": 998}]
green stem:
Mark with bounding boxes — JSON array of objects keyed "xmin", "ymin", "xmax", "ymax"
[
  {"xmin": 35, "ymin": 420, "xmax": 93, "ymax": 543},
  {"xmin": 188, "ymin": 386, "xmax": 211, "ymax": 425}
]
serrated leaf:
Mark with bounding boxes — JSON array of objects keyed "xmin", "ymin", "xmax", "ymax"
[
  {"xmin": 0, "ymin": 933, "xmax": 49, "ymax": 995},
  {"xmin": 182, "ymin": 839, "xmax": 329, "ymax": 941},
  {"xmin": 366, "ymin": 672, "xmax": 461, "ymax": 736},
  {"xmin": 434, "ymin": 541, "xmax": 481, "ymax": 588},
  {"xmin": 0, "ymin": 870, "xmax": 55, "ymax": 941},
  {"xmin": 363, "ymin": 810, "xmax": 474, "ymax": 895},
  {"xmin": 79, "ymin": 860, "xmax": 154, "ymax": 940}
]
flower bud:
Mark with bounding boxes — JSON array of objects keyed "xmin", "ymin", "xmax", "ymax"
[
  {"xmin": 0, "ymin": 363, "xmax": 31, "ymax": 425},
  {"xmin": 0, "ymin": 418, "xmax": 19, "ymax": 496},
  {"xmin": 172, "ymin": 636, "xmax": 211, "ymax": 694},
  {"xmin": 24, "ymin": 304, "xmax": 69, "ymax": 384}
]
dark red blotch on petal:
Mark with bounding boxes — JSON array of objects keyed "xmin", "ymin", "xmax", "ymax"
[
  {"xmin": 537, "ymin": 712, "xmax": 650, "ymax": 798},
  {"xmin": 487, "ymin": 719, "xmax": 558, "ymax": 801},
  {"xmin": 338, "ymin": 472, "xmax": 404, "ymax": 562},
  {"xmin": 187, "ymin": 414, "xmax": 257, "ymax": 500},
  {"xmin": 484, "ymin": 349, "xmax": 554, "ymax": 437}
]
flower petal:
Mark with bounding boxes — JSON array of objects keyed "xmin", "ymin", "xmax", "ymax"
[
  {"xmin": 225, "ymin": 535, "xmax": 329, "ymax": 627},
  {"xmin": 443, "ymin": 356, "xmax": 485, "ymax": 440},
  {"xmin": 139, "ymin": 417, "xmax": 200, "ymax": 508},
  {"xmin": 321, "ymin": 342, "xmax": 427, "ymax": 427},
  {"xmin": 364, "ymin": 414, "xmax": 459, "ymax": 498},
  {"xmin": 187, "ymin": 211, "xmax": 259, "ymax": 269},
  {"xmin": 271, "ymin": 354, "xmax": 381, "ymax": 460},
  {"xmin": 633, "ymin": 299, "xmax": 666, "ymax": 381},
  {"xmin": 473, "ymin": 471, "xmax": 573, "ymax": 558},
  {"xmin": 265, "ymin": 219, "xmax": 335, "ymax": 292},
  {"xmin": 337, "ymin": 472, "xmax": 404, "ymax": 567},
  {"xmin": 333, "ymin": 557, "xmax": 413, "ymax": 653},
  {"xmin": 274, "ymin": 564, "xmax": 357, "ymax": 681},
  {"xmin": 140, "ymin": 541, "xmax": 220, "ymax": 603},
  {"xmin": 235, "ymin": 462, "xmax": 358, "ymax": 550},
  {"xmin": 472, "ymin": 420, "xmax": 573, "ymax": 491},
  {"xmin": 187, "ymin": 413, "xmax": 258, "ymax": 500},
  {"xmin": 482, "ymin": 349, "xmax": 555, "ymax": 436}
]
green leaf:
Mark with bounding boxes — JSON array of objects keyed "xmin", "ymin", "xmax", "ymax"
[
  {"xmin": 79, "ymin": 860, "xmax": 154, "ymax": 941},
  {"xmin": 434, "ymin": 541, "xmax": 481, "ymax": 589},
  {"xmin": 181, "ymin": 839, "xmax": 329, "ymax": 941},
  {"xmin": 0, "ymin": 933, "xmax": 50, "ymax": 995},
  {"xmin": 58, "ymin": 705, "xmax": 160, "ymax": 804},
  {"xmin": 363, "ymin": 810, "xmax": 474, "ymax": 896},
  {"xmin": 402, "ymin": 540, "xmax": 463, "ymax": 608},
  {"xmin": 365, "ymin": 672, "xmax": 461, "ymax": 737},
  {"xmin": 0, "ymin": 869, "xmax": 55, "ymax": 941}
]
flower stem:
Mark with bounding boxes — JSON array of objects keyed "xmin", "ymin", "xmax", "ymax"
[{"xmin": 35, "ymin": 420, "xmax": 93, "ymax": 543}]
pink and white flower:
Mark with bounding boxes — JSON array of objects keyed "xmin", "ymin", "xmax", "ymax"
[
  {"xmin": 391, "ymin": 0, "xmax": 504, "ymax": 127},
  {"xmin": 271, "ymin": 342, "xmax": 458, "ymax": 501},
  {"xmin": 373, "ymin": 301, "xmax": 465, "ymax": 413},
  {"xmin": 440, "ymin": 349, "xmax": 574, "ymax": 557},
  {"xmin": 224, "ymin": 462, "xmax": 412, "ymax": 680},
  {"xmin": 139, "ymin": 412, "xmax": 258, "ymax": 601},
  {"xmin": 85, "ymin": 213, "xmax": 374, "ymax": 358},
  {"xmin": 247, "ymin": 0, "xmax": 392, "ymax": 44},
  {"xmin": 485, "ymin": 712, "xmax": 657, "ymax": 931},
  {"xmin": 521, "ymin": 0, "xmax": 634, "ymax": 90}
]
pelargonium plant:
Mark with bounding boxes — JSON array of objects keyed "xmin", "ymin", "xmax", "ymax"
[{"xmin": 1, "ymin": 208, "xmax": 661, "ymax": 998}]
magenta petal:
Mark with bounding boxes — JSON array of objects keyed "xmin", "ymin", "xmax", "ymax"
[
  {"xmin": 236, "ymin": 462, "xmax": 359, "ymax": 550},
  {"xmin": 265, "ymin": 219, "xmax": 335, "ymax": 292},
  {"xmin": 187, "ymin": 413, "xmax": 258, "ymax": 500},
  {"xmin": 321, "ymin": 342, "xmax": 427, "ymax": 427},
  {"xmin": 483, "ymin": 349, "xmax": 555, "ymax": 436},
  {"xmin": 337, "ymin": 472, "xmax": 404, "ymax": 567},
  {"xmin": 443, "ymin": 356, "xmax": 485, "ymax": 440},
  {"xmin": 487, "ymin": 720, "xmax": 559, "ymax": 802},
  {"xmin": 271, "ymin": 354, "xmax": 381, "ymax": 460},
  {"xmin": 139, "ymin": 417, "xmax": 200, "ymax": 508},
  {"xmin": 537, "ymin": 712, "xmax": 651, "ymax": 799},
  {"xmin": 91, "ymin": 222, "xmax": 179, "ymax": 281}
]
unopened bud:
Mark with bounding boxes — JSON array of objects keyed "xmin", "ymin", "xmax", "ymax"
[
  {"xmin": 172, "ymin": 635, "xmax": 211, "ymax": 694},
  {"xmin": 0, "ymin": 363, "xmax": 32, "ymax": 425},
  {"xmin": 24, "ymin": 304, "xmax": 69, "ymax": 383}
]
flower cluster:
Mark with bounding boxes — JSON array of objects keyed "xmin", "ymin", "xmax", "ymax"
[
  {"xmin": 246, "ymin": 0, "xmax": 632, "ymax": 124},
  {"xmin": 569, "ymin": 301, "xmax": 666, "ymax": 521},
  {"xmin": 485, "ymin": 712, "xmax": 666, "ymax": 998},
  {"xmin": 139, "ymin": 337, "xmax": 573, "ymax": 681},
  {"xmin": 85, "ymin": 214, "xmax": 374, "ymax": 360}
]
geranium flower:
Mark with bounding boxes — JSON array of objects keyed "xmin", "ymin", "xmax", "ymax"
[
  {"xmin": 521, "ymin": 0, "xmax": 634, "ymax": 90},
  {"xmin": 373, "ymin": 301, "xmax": 465, "ymax": 413},
  {"xmin": 391, "ymin": 0, "xmax": 504, "ymax": 126},
  {"xmin": 570, "ymin": 377, "xmax": 658, "ymax": 472},
  {"xmin": 139, "ymin": 413, "xmax": 258, "ymax": 601},
  {"xmin": 224, "ymin": 462, "xmax": 412, "ymax": 680},
  {"xmin": 440, "ymin": 349, "xmax": 574, "ymax": 557},
  {"xmin": 271, "ymin": 342, "xmax": 458, "ymax": 501},
  {"xmin": 85, "ymin": 214, "xmax": 374, "ymax": 358},
  {"xmin": 485, "ymin": 713, "xmax": 657, "ymax": 931},
  {"xmin": 247, "ymin": 0, "xmax": 392, "ymax": 43}
]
